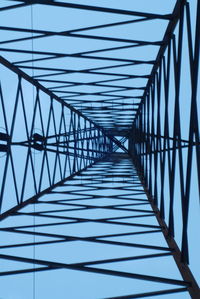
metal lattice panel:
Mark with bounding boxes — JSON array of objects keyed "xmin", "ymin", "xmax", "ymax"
[
  {"xmin": 0, "ymin": 0, "xmax": 200, "ymax": 298},
  {"xmin": 0, "ymin": 56, "xmax": 114, "ymax": 215},
  {"xmin": 0, "ymin": 153, "xmax": 197, "ymax": 298},
  {"xmin": 0, "ymin": 0, "xmax": 177, "ymax": 136}
]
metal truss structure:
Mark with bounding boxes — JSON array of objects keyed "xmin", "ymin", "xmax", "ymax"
[{"xmin": 0, "ymin": 0, "xmax": 200, "ymax": 298}]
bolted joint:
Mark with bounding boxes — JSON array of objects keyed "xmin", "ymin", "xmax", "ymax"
[
  {"xmin": 0, "ymin": 132, "xmax": 11, "ymax": 153},
  {"xmin": 30, "ymin": 133, "xmax": 46, "ymax": 151}
]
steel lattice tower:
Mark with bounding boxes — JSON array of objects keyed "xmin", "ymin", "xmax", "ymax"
[{"xmin": 0, "ymin": 0, "xmax": 200, "ymax": 298}]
